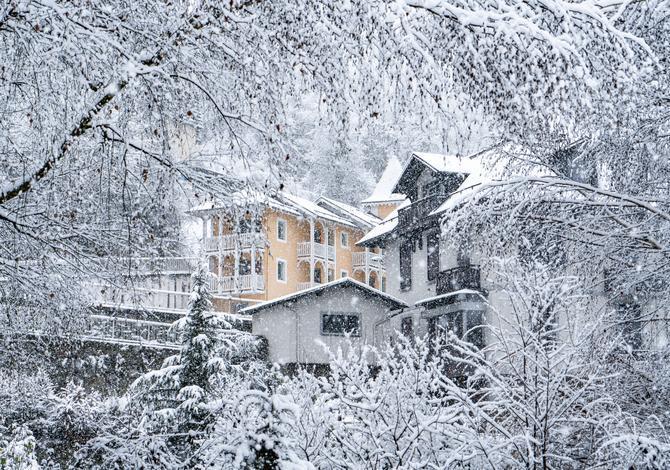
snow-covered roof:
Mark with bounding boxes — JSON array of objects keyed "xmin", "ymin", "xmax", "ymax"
[
  {"xmin": 189, "ymin": 189, "xmax": 299, "ymax": 216},
  {"xmin": 392, "ymin": 152, "xmax": 481, "ymax": 196},
  {"xmin": 189, "ymin": 190, "xmax": 356, "ymax": 227},
  {"xmin": 411, "ymin": 152, "xmax": 480, "ymax": 174},
  {"xmin": 414, "ymin": 289, "xmax": 485, "ymax": 307},
  {"xmin": 429, "ymin": 164, "xmax": 487, "ymax": 217},
  {"xmin": 362, "ymin": 156, "xmax": 406, "ymax": 204},
  {"xmin": 316, "ymin": 197, "xmax": 381, "ymax": 229},
  {"xmin": 279, "ymin": 193, "xmax": 355, "ymax": 227},
  {"xmin": 356, "ymin": 198, "xmax": 410, "ymax": 247},
  {"xmin": 239, "ymin": 278, "xmax": 408, "ymax": 314},
  {"xmin": 428, "ymin": 144, "xmax": 553, "ymax": 217}
]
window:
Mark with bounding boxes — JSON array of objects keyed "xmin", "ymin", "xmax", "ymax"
[
  {"xmin": 328, "ymin": 268, "xmax": 335, "ymax": 282},
  {"xmin": 427, "ymin": 231, "xmax": 440, "ymax": 282},
  {"xmin": 277, "ymin": 219, "xmax": 287, "ymax": 242},
  {"xmin": 321, "ymin": 312, "xmax": 361, "ymax": 336},
  {"xmin": 400, "ymin": 238, "xmax": 412, "ymax": 291},
  {"xmin": 314, "ymin": 267, "xmax": 322, "ymax": 284},
  {"xmin": 313, "ymin": 227, "xmax": 322, "ymax": 244},
  {"xmin": 340, "ymin": 270, "xmax": 348, "ymax": 278},
  {"xmin": 340, "ymin": 232, "xmax": 349, "ymax": 248},
  {"xmin": 276, "ymin": 259, "xmax": 287, "ymax": 282},
  {"xmin": 328, "ymin": 228, "xmax": 335, "ymax": 246},
  {"xmin": 381, "ymin": 277, "xmax": 386, "ymax": 292},
  {"xmin": 401, "ymin": 317, "xmax": 413, "ymax": 338},
  {"xmin": 433, "ymin": 311, "xmax": 485, "ymax": 349}
]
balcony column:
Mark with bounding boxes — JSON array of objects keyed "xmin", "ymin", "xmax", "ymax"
[
  {"xmin": 325, "ymin": 224, "xmax": 331, "ymax": 282},
  {"xmin": 364, "ymin": 247, "xmax": 370, "ymax": 285},
  {"xmin": 334, "ymin": 228, "xmax": 338, "ymax": 279},
  {"xmin": 201, "ymin": 216, "xmax": 207, "ymax": 242},
  {"xmin": 217, "ymin": 214, "xmax": 224, "ymax": 295},
  {"xmin": 251, "ymin": 248, "xmax": 256, "ymax": 292},
  {"xmin": 234, "ymin": 243, "xmax": 240, "ymax": 292},
  {"xmin": 309, "ymin": 219, "xmax": 315, "ymax": 285}
]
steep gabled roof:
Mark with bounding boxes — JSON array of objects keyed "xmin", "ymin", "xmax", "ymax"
[
  {"xmin": 362, "ymin": 156, "xmax": 406, "ymax": 204},
  {"xmin": 278, "ymin": 193, "xmax": 355, "ymax": 226},
  {"xmin": 316, "ymin": 197, "xmax": 381, "ymax": 230},
  {"xmin": 393, "ymin": 152, "xmax": 480, "ymax": 195},
  {"xmin": 239, "ymin": 278, "xmax": 408, "ymax": 314},
  {"xmin": 411, "ymin": 152, "xmax": 480, "ymax": 174},
  {"xmin": 356, "ymin": 198, "xmax": 409, "ymax": 247}
]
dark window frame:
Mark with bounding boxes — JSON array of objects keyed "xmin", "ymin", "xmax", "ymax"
[
  {"xmin": 427, "ymin": 231, "xmax": 440, "ymax": 282},
  {"xmin": 400, "ymin": 238, "xmax": 412, "ymax": 291},
  {"xmin": 320, "ymin": 312, "xmax": 361, "ymax": 337}
]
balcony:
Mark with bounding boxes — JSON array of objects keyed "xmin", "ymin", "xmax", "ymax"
[
  {"xmin": 211, "ymin": 274, "xmax": 265, "ymax": 293},
  {"xmin": 203, "ymin": 232, "xmax": 265, "ymax": 253},
  {"xmin": 397, "ymin": 194, "xmax": 449, "ymax": 229},
  {"xmin": 297, "ymin": 281, "xmax": 322, "ymax": 291},
  {"xmin": 352, "ymin": 252, "xmax": 384, "ymax": 271},
  {"xmin": 94, "ymin": 285, "xmax": 192, "ymax": 312},
  {"xmin": 436, "ymin": 265, "xmax": 481, "ymax": 296},
  {"xmin": 297, "ymin": 242, "xmax": 335, "ymax": 261},
  {"xmin": 91, "ymin": 257, "xmax": 199, "ymax": 274}
]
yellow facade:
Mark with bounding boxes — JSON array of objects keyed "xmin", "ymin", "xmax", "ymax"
[{"xmin": 198, "ymin": 202, "xmax": 386, "ymax": 313}]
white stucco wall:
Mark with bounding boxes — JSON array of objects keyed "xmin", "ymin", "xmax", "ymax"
[
  {"xmin": 385, "ymin": 231, "xmax": 447, "ymax": 306},
  {"xmin": 251, "ymin": 285, "xmax": 400, "ymax": 364}
]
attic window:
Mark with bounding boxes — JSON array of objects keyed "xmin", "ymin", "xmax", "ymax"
[{"xmin": 321, "ymin": 312, "xmax": 361, "ymax": 337}]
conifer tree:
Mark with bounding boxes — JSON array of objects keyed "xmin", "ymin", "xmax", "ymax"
[{"xmin": 130, "ymin": 266, "xmax": 228, "ymax": 463}]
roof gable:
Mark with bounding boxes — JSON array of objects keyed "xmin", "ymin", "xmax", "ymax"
[
  {"xmin": 240, "ymin": 278, "xmax": 407, "ymax": 314},
  {"xmin": 393, "ymin": 152, "xmax": 479, "ymax": 196},
  {"xmin": 362, "ymin": 156, "xmax": 406, "ymax": 204}
]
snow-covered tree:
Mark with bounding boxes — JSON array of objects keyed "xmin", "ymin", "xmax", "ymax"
[
  {"xmin": 0, "ymin": 425, "xmax": 39, "ymax": 470},
  {"xmin": 0, "ymin": 0, "xmax": 659, "ymax": 333},
  {"xmin": 129, "ymin": 267, "xmax": 228, "ymax": 462}
]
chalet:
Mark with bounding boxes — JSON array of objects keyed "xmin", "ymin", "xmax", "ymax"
[
  {"xmin": 188, "ymin": 191, "xmax": 388, "ymax": 314},
  {"xmin": 357, "ymin": 152, "xmax": 489, "ymax": 348}
]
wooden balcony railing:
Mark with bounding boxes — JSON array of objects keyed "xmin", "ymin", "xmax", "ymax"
[
  {"xmin": 89, "ymin": 257, "xmax": 200, "ymax": 274},
  {"xmin": 94, "ymin": 285, "xmax": 193, "ymax": 312},
  {"xmin": 436, "ymin": 265, "xmax": 481, "ymax": 295},
  {"xmin": 297, "ymin": 242, "xmax": 335, "ymax": 261},
  {"xmin": 211, "ymin": 274, "xmax": 265, "ymax": 293},
  {"xmin": 352, "ymin": 252, "xmax": 384, "ymax": 271},
  {"xmin": 203, "ymin": 232, "xmax": 266, "ymax": 252},
  {"xmin": 297, "ymin": 281, "xmax": 322, "ymax": 291}
]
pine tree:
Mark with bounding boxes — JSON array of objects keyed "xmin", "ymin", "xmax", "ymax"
[
  {"xmin": 130, "ymin": 266, "xmax": 228, "ymax": 464},
  {"xmin": 175, "ymin": 266, "xmax": 227, "ymax": 457}
]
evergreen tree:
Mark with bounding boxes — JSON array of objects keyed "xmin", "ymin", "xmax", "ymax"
[{"xmin": 130, "ymin": 266, "xmax": 228, "ymax": 464}]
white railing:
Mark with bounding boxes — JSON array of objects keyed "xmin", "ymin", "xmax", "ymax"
[
  {"xmin": 352, "ymin": 252, "xmax": 384, "ymax": 270},
  {"xmin": 211, "ymin": 274, "xmax": 265, "ymax": 293},
  {"xmin": 86, "ymin": 314, "xmax": 180, "ymax": 348},
  {"xmin": 90, "ymin": 257, "xmax": 199, "ymax": 274},
  {"xmin": 204, "ymin": 237, "xmax": 219, "ymax": 252},
  {"xmin": 297, "ymin": 242, "xmax": 335, "ymax": 261},
  {"xmin": 203, "ymin": 232, "xmax": 265, "ymax": 252},
  {"xmin": 297, "ymin": 281, "xmax": 321, "ymax": 291},
  {"xmin": 94, "ymin": 285, "xmax": 192, "ymax": 312}
]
